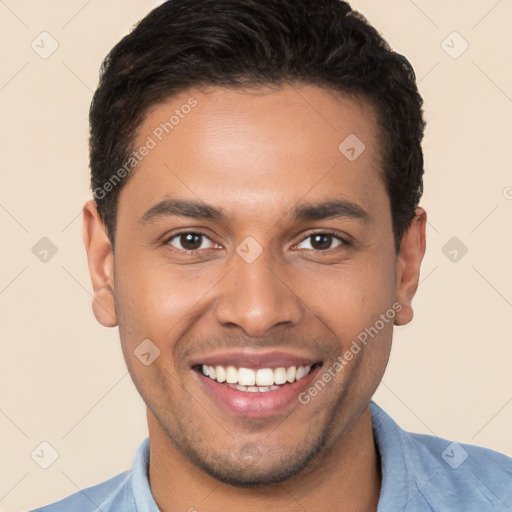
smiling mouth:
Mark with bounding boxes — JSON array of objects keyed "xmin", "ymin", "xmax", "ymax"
[{"xmin": 193, "ymin": 362, "xmax": 323, "ymax": 393}]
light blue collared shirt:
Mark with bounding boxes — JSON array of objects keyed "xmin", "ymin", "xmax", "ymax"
[{"xmin": 31, "ymin": 401, "xmax": 512, "ymax": 511}]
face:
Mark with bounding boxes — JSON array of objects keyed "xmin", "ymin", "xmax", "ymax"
[{"xmin": 84, "ymin": 84, "xmax": 425, "ymax": 486}]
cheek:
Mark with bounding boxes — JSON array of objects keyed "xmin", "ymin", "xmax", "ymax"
[
  {"xmin": 113, "ymin": 264, "xmax": 194, "ymax": 401},
  {"xmin": 295, "ymin": 258, "xmax": 396, "ymax": 334},
  {"xmin": 114, "ymin": 258, "xmax": 224, "ymax": 352}
]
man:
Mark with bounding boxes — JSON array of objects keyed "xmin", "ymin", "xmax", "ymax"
[{"xmin": 32, "ymin": 0, "xmax": 512, "ymax": 510}]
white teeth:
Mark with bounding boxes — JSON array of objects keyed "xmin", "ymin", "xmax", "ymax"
[
  {"xmin": 215, "ymin": 365, "xmax": 226, "ymax": 383},
  {"xmin": 256, "ymin": 368, "xmax": 274, "ymax": 386},
  {"xmin": 274, "ymin": 367, "xmax": 287, "ymax": 384},
  {"xmin": 228, "ymin": 384, "xmax": 278, "ymax": 393},
  {"xmin": 296, "ymin": 365, "xmax": 308, "ymax": 380},
  {"xmin": 226, "ymin": 366, "xmax": 238, "ymax": 384},
  {"xmin": 238, "ymin": 367, "xmax": 256, "ymax": 386},
  {"xmin": 200, "ymin": 363, "xmax": 315, "ymax": 388},
  {"xmin": 207, "ymin": 365, "xmax": 216, "ymax": 379}
]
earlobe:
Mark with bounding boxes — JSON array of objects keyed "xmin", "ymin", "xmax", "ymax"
[
  {"xmin": 394, "ymin": 207, "xmax": 427, "ymax": 326},
  {"xmin": 83, "ymin": 199, "xmax": 118, "ymax": 328}
]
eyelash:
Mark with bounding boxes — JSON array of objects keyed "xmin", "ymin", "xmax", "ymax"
[
  {"xmin": 294, "ymin": 231, "xmax": 350, "ymax": 251},
  {"xmin": 164, "ymin": 230, "xmax": 350, "ymax": 252},
  {"xmin": 164, "ymin": 230, "xmax": 217, "ymax": 252}
]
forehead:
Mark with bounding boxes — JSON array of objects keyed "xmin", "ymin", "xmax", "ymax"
[{"xmin": 118, "ymin": 84, "xmax": 387, "ymax": 226}]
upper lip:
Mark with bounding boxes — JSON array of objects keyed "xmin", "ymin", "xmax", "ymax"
[{"xmin": 190, "ymin": 350, "xmax": 321, "ymax": 370}]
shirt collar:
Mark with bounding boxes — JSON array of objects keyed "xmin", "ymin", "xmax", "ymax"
[
  {"xmin": 130, "ymin": 436, "xmax": 160, "ymax": 511},
  {"xmin": 370, "ymin": 401, "xmax": 441, "ymax": 511}
]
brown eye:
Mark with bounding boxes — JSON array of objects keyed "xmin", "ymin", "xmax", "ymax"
[
  {"xmin": 167, "ymin": 232, "xmax": 215, "ymax": 251},
  {"xmin": 311, "ymin": 234, "xmax": 333, "ymax": 250},
  {"xmin": 296, "ymin": 233, "xmax": 344, "ymax": 251}
]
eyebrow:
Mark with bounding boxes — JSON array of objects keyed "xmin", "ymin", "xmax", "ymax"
[
  {"xmin": 139, "ymin": 197, "xmax": 368, "ymax": 225},
  {"xmin": 293, "ymin": 200, "xmax": 368, "ymax": 223},
  {"xmin": 140, "ymin": 198, "xmax": 228, "ymax": 224}
]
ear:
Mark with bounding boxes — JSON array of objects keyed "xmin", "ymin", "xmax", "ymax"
[
  {"xmin": 394, "ymin": 207, "xmax": 427, "ymax": 326},
  {"xmin": 83, "ymin": 199, "xmax": 117, "ymax": 327}
]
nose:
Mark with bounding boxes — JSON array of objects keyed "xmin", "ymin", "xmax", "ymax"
[{"xmin": 214, "ymin": 248, "xmax": 304, "ymax": 337}]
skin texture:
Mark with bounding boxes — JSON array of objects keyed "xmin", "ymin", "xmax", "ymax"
[{"xmin": 83, "ymin": 84, "xmax": 426, "ymax": 512}]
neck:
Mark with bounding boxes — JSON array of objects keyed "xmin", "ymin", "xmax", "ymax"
[{"xmin": 148, "ymin": 406, "xmax": 381, "ymax": 512}]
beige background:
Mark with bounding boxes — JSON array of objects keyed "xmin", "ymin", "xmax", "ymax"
[{"xmin": 1, "ymin": 0, "xmax": 511, "ymax": 510}]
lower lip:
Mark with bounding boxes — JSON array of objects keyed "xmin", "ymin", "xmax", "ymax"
[{"xmin": 195, "ymin": 365, "xmax": 322, "ymax": 418}]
